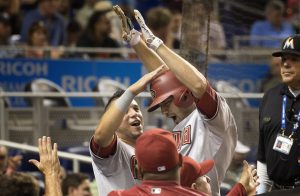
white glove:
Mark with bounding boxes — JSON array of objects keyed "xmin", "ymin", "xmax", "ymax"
[{"xmin": 134, "ymin": 9, "xmax": 163, "ymax": 51}]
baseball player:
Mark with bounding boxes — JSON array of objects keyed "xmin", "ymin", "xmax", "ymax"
[
  {"xmin": 89, "ymin": 65, "xmax": 167, "ymax": 196},
  {"xmin": 113, "ymin": 6, "xmax": 237, "ymax": 196}
]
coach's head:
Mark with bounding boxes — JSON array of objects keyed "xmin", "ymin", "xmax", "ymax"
[
  {"xmin": 135, "ymin": 128, "xmax": 182, "ymax": 181},
  {"xmin": 272, "ymin": 35, "xmax": 300, "ymax": 90}
]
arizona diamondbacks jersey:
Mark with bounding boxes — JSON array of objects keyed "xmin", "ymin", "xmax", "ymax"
[
  {"xmin": 173, "ymin": 94, "xmax": 237, "ymax": 196},
  {"xmin": 90, "ymin": 138, "xmax": 140, "ymax": 196}
]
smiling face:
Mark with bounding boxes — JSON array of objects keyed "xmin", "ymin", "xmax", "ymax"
[
  {"xmin": 160, "ymin": 96, "xmax": 195, "ymax": 125},
  {"xmin": 280, "ymin": 54, "xmax": 300, "ymax": 90},
  {"xmin": 117, "ymin": 100, "xmax": 143, "ymax": 143}
]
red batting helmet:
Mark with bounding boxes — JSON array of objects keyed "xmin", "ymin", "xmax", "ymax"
[{"xmin": 148, "ymin": 70, "xmax": 194, "ymax": 112}]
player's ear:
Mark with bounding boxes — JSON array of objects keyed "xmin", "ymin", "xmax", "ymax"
[{"xmin": 191, "ymin": 182, "xmax": 197, "ymax": 190}]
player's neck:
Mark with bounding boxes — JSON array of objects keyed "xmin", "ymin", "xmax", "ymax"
[
  {"xmin": 143, "ymin": 170, "xmax": 180, "ymax": 182},
  {"xmin": 118, "ymin": 135, "xmax": 136, "ymax": 147}
]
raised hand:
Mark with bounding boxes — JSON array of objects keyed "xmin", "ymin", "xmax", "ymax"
[
  {"xmin": 29, "ymin": 136, "xmax": 60, "ymax": 176},
  {"xmin": 113, "ymin": 5, "xmax": 141, "ymax": 45},
  {"xmin": 239, "ymin": 160, "xmax": 259, "ymax": 196},
  {"xmin": 29, "ymin": 136, "xmax": 62, "ymax": 196},
  {"xmin": 134, "ymin": 9, "xmax": 163, "ymax": 50},
  {"xmin": 128, "ymin": 65, "xmax": 168, "ymax": 95}
]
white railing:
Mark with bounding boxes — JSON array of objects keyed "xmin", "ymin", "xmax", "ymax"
[
  {"xmin": 0, "ymin": 91, "xmax": 263, "ymax": 99},
  {"xmin": 0, "ymin": 45, "xmax": 276, "ymax": 59},
  {"xmin": 0, "ymin": 140, "xmax": 92, "ymax": 173}
]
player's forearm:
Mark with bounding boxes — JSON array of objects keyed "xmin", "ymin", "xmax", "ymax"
[
  {"xmin": 94, "ymin": 90, "xmax": 134, "ymax": 147},
  {"xmin": 44, "ymin": 174, "xmax": 62, "ymax": 196},
  {"xmin": 132, "ymin": 40, "xmax": 165, "ymax": 72},
  {"xmin": 94, "ymin": 106, "xmax": 124, "ymax": 147},
  {"xmin": 156, "ymin": 44, "xmax": 207, "ymax": 98}
]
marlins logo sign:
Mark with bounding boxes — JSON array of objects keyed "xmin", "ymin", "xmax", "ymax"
[{"xmin": 283, "ymin": 37, "xmax": 294, "ymax": 49}]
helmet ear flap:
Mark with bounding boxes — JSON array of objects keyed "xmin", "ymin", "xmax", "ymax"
[{"xmin": 174, "ymin": 89, "xmax": 194, "ymax": 108}]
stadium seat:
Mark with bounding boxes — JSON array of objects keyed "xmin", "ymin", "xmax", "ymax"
[{"xmin": 24, "ymin": 78, "xmax": 71, "ymax": 107}]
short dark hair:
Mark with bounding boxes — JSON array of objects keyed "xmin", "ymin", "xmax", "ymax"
[
  {"xmin": 104, "ymin": 89, "xmax": 125, "ymax": 111},
  {"xmin": 62, "ymin": 173, "xmax": 89, "ymax": 196},
  {"xmin": 27, "ymin": 21, "xmax": 48, "ymax": 45},
  {"xmin": 0, "ymin": 172, "xmax": 39, "ymax": 196}
]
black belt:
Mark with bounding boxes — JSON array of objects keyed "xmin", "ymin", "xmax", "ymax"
[{"xmin": 273, "ymin": 179, "xmax": 300, "ymax": 190}]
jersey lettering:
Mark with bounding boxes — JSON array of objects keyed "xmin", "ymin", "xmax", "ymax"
[
  {"xmin": 172, "ymin": 125, "xmax": 192, "ymax": 150},
  {"xmin": 183, "ymin": 125, "xmax": 191, "ymax": 145},
  {"xmin": 173, "ymin": 131, "xmax": 182, "ymax": 149}
]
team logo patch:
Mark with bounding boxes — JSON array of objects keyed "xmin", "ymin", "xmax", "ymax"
[
  {"xmin": 151, "ymin": 188, "xmax": 161, "ymax": 194},
  {"xmin": 150, "ymin": 89, "xmax": 156, "ymax": 99},
  {"xmin": 263, "ymin": 116, "xmax": 271, "ymax": 124},
  {"xmin": 157, "ymin": 166, "xmax": 166, "ymax": 172},
  {"xmin": 283, "ymin": 37, "xmax": 294, "ymax": 49}
]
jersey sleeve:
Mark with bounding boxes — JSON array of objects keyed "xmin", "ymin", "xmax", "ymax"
[
  {"xmin": 89, "ymin": 136, "xmax": 131, "ymax": 176},
  {"xmin": 226, "ymin": 183, "xmax": 247, "ymax": 196},
  {"xmin": 201, "ymin": 91, "xmax": 237, "ymax": 140},
  {"xmin": 90, "ymin": 134, "xmax": 117, "ymax": 158},
  {"xmin": 194, "ymin": 83, "xmax": 218, "ymax": 119}
]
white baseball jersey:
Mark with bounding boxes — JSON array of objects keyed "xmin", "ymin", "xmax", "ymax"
[
  {"xmin": 173, "ymin": 94, "xmax": 237, "ymax": 196},
  {"xmin": 90, "ymin": 138, "xmax": 141, "ymax": 196}
]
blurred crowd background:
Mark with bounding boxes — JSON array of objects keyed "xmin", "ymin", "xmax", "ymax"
[{"xmin": 0, "ymin": 0, "xmax": 298, "ymax": 59}]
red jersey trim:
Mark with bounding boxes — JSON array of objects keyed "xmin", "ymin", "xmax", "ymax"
[
  {"xmin": 194, "ymin": 83, "xmax": 218, "ymax": 119},
  {"xmin": 90, "ymin": 134, "xmax": 117, "ymax": 158},
  {"xmin": 227, "ymin": 183, "xmax": 247, "ymax": 196}
]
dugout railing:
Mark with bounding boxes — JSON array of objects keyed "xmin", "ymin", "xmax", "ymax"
[
  {"xmin": 0, "ymin": 92, "xmax": 263, "ymax": 147},
  {"xmin": 0, "ymin": 92, "xmax": 262, "ymax": 176}
]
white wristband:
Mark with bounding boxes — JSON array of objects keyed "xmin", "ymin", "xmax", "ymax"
[
  {"xmin": 115, "ymin": 89, "xmax": 135, "ymax": 112},
  {"xmin": 148, "ymin": 37, "xmax": 163, "ymax": 51}
]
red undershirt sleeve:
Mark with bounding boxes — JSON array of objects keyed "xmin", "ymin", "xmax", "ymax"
[
  {"xmin": 194, "ymin": 83, "xmax": 218, "ymax": 119},
  {"xmin": 90, "ymin": 134, "xmax": 117, "ymax": 158},
  {"xmin": 226, "ymin": 183, "xmax": 247, "ymax": 196}
]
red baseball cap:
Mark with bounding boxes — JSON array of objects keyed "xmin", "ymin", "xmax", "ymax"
[
  {"xmin": 135, "ymin": 128, "xmax": 182, "ymax": 173},
  {"xmin": 180, "ymin": 156, "xmax": 214, "ymax": 187}
]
